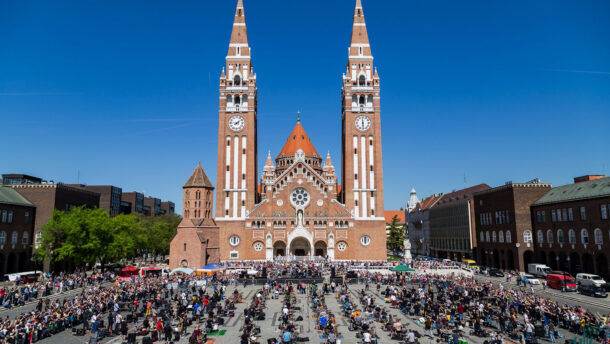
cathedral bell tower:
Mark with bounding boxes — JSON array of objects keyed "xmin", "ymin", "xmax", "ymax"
[
  {"xmin": 341, "ymin": 0, "xmax": 384, "ymax": 220},
  {"xmin": 215, "ymin": 0, "xmax": 258, "ymax": 220}
]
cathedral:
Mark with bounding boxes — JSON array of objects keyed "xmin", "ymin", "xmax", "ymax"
[{"xmin": 170, "ymin": 0, "xmax": 386, "ymax": 268}]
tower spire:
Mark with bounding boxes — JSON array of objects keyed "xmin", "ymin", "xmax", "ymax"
[
  {"xmin": 227, "ymin": 0, "xmax": 250, "ymax": 58},
  {"xmin": 349, "ymin": 0, "xmax": 371, "ymax": 57}
]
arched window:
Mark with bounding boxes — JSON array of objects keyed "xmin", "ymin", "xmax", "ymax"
[
  {"xmin": 557, "ymin": 229, "xmax": 564, "ymax": 244},
  {"xmin": 485, "ymin": 231, "xmax": 490, "ymax": 242},
  {"xmin": 0, "ymin": 231, "xmax": 5, "ymax": 245},
  {"xmin": 480, "ymin": 231, "xmax": 484, "ymax": 242},
  {"xmin": 523, "ymin": 230, "xmax": 532, "ymax": 244},
  {"xmin": 537, "ymin": 230, "xmax": 544, "ymax": 244},
  {"xmin": 358, "ymin": 75, "xmax": 366, "ymax": 86},
  {"xmin": 359, "ymin": 96, "xmax": 365, "ymax": 109},
  {"xmin": 11, "ymin": 231, "xmax": 18, "ymax": 245},
  {"xmin": 234, "ymin": 95, "xmax": 241, "ymax": 108},
  {"xmin": 499, "ymin": 231, "xmax": 504, "ymax": 243},
  {"xmin": 547, "ymin": 230, "xmax": 554, "ymax": 244},
  {"xmin": 506, "ymin": 231, "xmax": 512, "ymax": 243},
  {"xmin": 233, "ymin": 74, "xmax": 241, "ymax": 86},
  {"xmin": 581, "ymin": 229, "xmax": 589, "ymax": 244},
  {"xmin": 568, "ymin": 229, "xmax": 576, "ymax": 244},
  {"xmin": 593, "ymin": 228, "xmax": 603, "ymax": 245},
  {"xmin": 492, "ymin": 231, "xmax": 497, "ymax": 242}
]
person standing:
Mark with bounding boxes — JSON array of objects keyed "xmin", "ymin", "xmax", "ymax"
[{"xmin": 548, "ymin": 321, "xmax": 556, "ymax": 343}]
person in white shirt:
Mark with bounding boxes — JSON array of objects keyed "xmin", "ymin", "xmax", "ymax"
[{"xmin": 363, "ymin": 331, "xmax": 372, "ymax": 343}]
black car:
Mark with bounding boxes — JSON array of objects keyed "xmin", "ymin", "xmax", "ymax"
[
  {"xmin": 578, "ymin": 284, "xmax": 608, "ymax": 298},
  {"xmin": 488, "ymin": 269, "xmax": 505, "ymax": 277},
  {"xmin": 602, "ymin": 283, "xmax": 610, "ymax": 292}
]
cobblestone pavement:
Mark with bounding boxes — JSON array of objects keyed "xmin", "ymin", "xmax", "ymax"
[{"xmin": 23, "ymin": 281, "xmax": 594, "ymax": 344}]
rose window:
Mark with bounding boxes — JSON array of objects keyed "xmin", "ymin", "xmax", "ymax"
[
  {"xmin": 291, "ymin": 188, "xmax": 310, "ymax": 207},
  {"xmin": 253, "ymin": 242, "xmax": 263, "ymax": 251}
]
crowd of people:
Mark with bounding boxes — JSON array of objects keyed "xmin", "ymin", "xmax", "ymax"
[
  {"xmin": 0, "ymin": 271, "xmax": 113, "ymax": 309},
  {"xmin": 0, "ymin": 259, "xmax": 609, "ymax": 344}
]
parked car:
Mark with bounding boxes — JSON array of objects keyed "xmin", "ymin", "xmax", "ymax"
[
  {"xmin": 523, "ymin": 274, "xmax": 541, "ymax": 285},
  {"xmin": 546, "ymin": 273, "xmax": 577, "ymax": 291},
  {"xmin": 578, "ymin": 284, "xmax": 608, "ymax": 298},
  {"xmin": 575, "ymin": 273, "xmax": 606, "ymax": 287},
  {"xmin": 528, "ymin": 264, "xmax": 552, "ymax": 278},
  {"xmin": 488, "ymin": 268, "xmax": 505, "ymax": 277},
  {"xmin": 602, "ymin": 283, "xmax": 610, "ymax": 292},
  {"xmin": 551, "ymin": 270, "xmax": 573, "ymax": 278}
]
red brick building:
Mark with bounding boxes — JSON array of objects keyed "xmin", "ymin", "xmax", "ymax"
[
  {"xmin": 0, "ymin": 187, "xmax": 36, "ymax": 278},
  {"xmin": 474, "ymin": 181, "xmax": 551, "ymax": 272},
  {"xmin": 208, "ymin": 0, "xmax": 387, "ymax": 261},
  {"xmin": 531, "ymin": 175, "xmax": 610, "ymax": 279},
  {"xmin": 6, "ymin": 183, "xmax": 100, "ymax": 248},
  {"xmin": 169, "ymin": 163, "xmax": 219, "ymax": 269}
]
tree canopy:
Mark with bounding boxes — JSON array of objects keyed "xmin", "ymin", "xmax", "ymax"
[
  {"xmin": 34, "ymin": 206, "xmax": 179, "ymax": 267},
  {"xmin": 386, "ymin": 214, "xmax": 405, "ymax": 253}
]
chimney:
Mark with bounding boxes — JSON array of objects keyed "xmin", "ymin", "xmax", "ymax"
[{"xmin": 574, "ymin": 175, "xmax": 605, "ymax": 183}]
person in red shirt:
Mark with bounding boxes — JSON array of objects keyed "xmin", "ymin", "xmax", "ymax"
[{"xmin": 458, "ymin": 304, "xmax": 465, "ymax": 321}]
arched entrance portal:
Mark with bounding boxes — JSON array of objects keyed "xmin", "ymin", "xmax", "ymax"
[
  {"xmin": 290, "ymin": 237, "xmax": 311, "ymax": 257},
  {"xmin": 523, "ymin": 251, "xmax": 534, "ymax": 270},
  {"xmin": 274, "ymin": 241, "xmax": 286, "ymax": 257},
  {"xmin": 314, "ymin": 241, "xmax": 327, "ymax": 257},
  {"xmin": 596, "ymin": 254, "xmax": 609, "ymax": 280},
  {"xmin": 506, "ymin": 250, "xmax": 515, "ymax": 270},
  {"xmin": 582, "ymin": 253, "xmax": 594, "ymax": 274}
]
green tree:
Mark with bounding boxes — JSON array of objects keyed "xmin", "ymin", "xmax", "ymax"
[
  {"xmin": 35, "ymin": 207, "xmax": 113, "ymax": 267},
  {"xmin": 35, "ymin": 208, "xmax": 181, "ymax": 268},
  {"xmin": 107, "ymin": 214, "xmax": 143, "ymax": 262},
  {"xmin": 138, "ymin": 214, "xmax": 180, "ymax": 257},
  {"xmin": 386, "ymin": 215, "xmax": 405, "ymax": 253}
]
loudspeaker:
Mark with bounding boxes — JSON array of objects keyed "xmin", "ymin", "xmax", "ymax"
[
  {"xmin": 331, "ymin": 267, "xmax": 336, "ymax": 278},
  {"xmin": 142, "ymin": 336, "xmax": 153, "ymax": 344},
  {"xmin": 262, "ymin": 267, "xmax": 267, "ymax": 278}
]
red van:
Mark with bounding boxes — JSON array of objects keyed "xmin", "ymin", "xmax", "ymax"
[{"xmin": 546, "ymin": 274, "xmax": 577, "ymax": 291}]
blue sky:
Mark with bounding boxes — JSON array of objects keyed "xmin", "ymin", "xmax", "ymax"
[{"xmin": 1, "ymin": 0, "xmax": 609, "ymax": 213}]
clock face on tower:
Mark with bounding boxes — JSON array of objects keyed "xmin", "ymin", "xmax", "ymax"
[
  {"xmin": 355, "ymin": 115, "xmax": 371, "ymax": 131},
  {"xmin": 228, "ymin": 115, "xmax": 245, "ymax": 131}
]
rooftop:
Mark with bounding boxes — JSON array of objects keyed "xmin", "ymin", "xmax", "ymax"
[
  {"xmin": 384, "ymin": 210, "xmax": 405, "ymax": 224},
  {"xmin": 277, "ymin": 120, "xmax": 320, "ymax": 159},
  {"xmin": 533, "ymin": 176, "xmax": 610, "ymax": 206},
  {"xmin": 0, "ymin": 186, "xmax": 35, "ymax": 207},
  {"xmin": 184, "ymin": 163, "xmax": 214, "ymax": 189}
]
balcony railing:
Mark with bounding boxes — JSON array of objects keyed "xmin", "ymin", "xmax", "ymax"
[
  {"xmin": 351, "ymin": 85, "xmax": 373, "ymax": 92},
  {"xmin": 351, "ymin": 106, "xmax": 374, "ymax": 112},
  {"xmin": 225, "ymin": 85, "xmax": 249, "ymax": 91},
  {"xmin": 225, "ymin": 106, "xmax": 250, "ymax": 112}
]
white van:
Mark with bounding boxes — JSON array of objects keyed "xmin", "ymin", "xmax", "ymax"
[
  {"xmin": 575, "ymin": 273, "xmax": 606, "ymax": 287},
  {"xmin": 528, "ymin": 264, "xmax": 552, "ymax": 278}
]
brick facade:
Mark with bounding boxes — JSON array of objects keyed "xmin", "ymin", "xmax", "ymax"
[
  {"xmin": 474, "ymin": 182, "xmax": 551, "ymax": 272},
  {"xmin": 531, "ymin": 176, "xmax": 610, "ymax": 279},
  {"xmin": 0, "ymin": 191, "xmax": 36, "ymax": 278}
]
